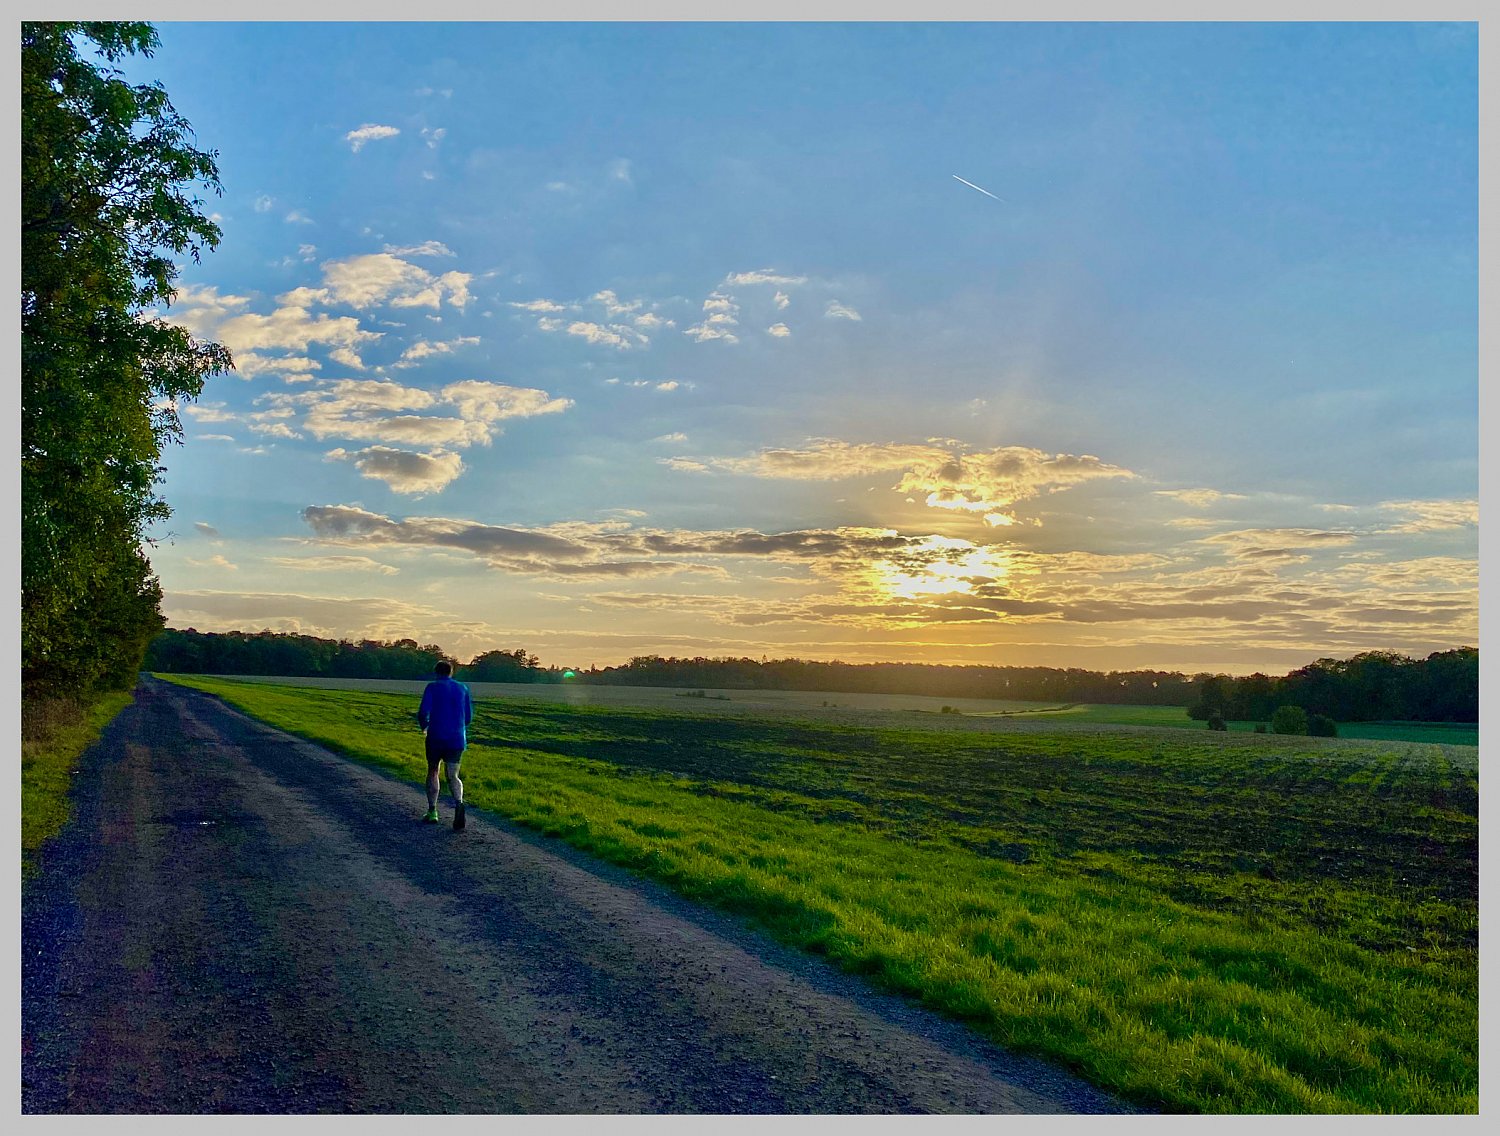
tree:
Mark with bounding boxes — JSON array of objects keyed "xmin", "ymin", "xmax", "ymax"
[
  {"xmin": 1270, "ymin": 705, "xmax": 1309, "ymax": 736},
  {"xmin": 22, "ymin": 22, "xmax": 231, "ymax": 695},
  {"xmin": 1307, "ymin": 713, "xmax": 1338, "ymax": 738},
  {"xmin": 1206, "ymin": 714, "xmax": 1227, "ymax": 732}
]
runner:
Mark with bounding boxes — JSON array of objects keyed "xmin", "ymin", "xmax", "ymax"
[{"xmin": 417, "ymin": 660, "xmax": 473, "ymax": 830}]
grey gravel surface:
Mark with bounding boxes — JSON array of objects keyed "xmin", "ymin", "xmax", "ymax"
[{"xmin": 22, "ymin": 677, "xmax": 1145, "ymax": 1114}]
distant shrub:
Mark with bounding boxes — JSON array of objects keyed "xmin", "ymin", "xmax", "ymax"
[
  {"xmin": 1253, "ymin": 723, "xmax": 1267, "ymax": 733},
  {"xmin": 1186, "ymin": 702, "xmax": 1218, "ymax": 721},
  {"xmin": 1308, "ymin": 713, "xmax": 1339, "ymax": 738},
  {"xmin": 1270, "ymin": 705, "xmax": 1309, "ymax": 735},
  {"xmin": 1207, "ymin": 714, "xmax": 1227, "ymax": 731},
  {"xmin": 940, "ymin": 705, "xmax": 961, "ymax": 715}
]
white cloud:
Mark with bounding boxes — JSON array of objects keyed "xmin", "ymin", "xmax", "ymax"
[
  {"xmin": 420, "ymin": 127, "xmax": 447, "ymax": 149},
  {"xmin": 655, "ymin": 381, "xmax": 680, "ymax": 392},
  {"xmin": 685, "ymin": 292, "xmax": 740, "ymax": 344},
  {"xmin": 1154, "ymin": 489, "xmax": 1247, "ymax": 508},
  {"xmin": 285, "ymin": 210, "xmax": 313, "ymax": 224},
  {"xmin": 194, "ymin": 522, "xmax": 221, "ymax": 538},
  {"xmin": 561, "ymin": 321, "xmax": 645, "ymax": 349},
  {"xmin": 162, "ymin": 588, "xmax": 451, "ymax": 644},
  {"xmin": 724, "ymin": 269, "xmax": 807, "ymax": 287},
  {"xmin": 440, "ymin": 380, "xmax": 574, "ymax": 424},
  {"xmin": 773, "ymin": 291, "xmax": 790, "ymax": 310},
  {"xmin": 249, "ymin": 422, "xmax": 302, "ymax": 440},
  {"xmin": 433, "ymin": 271, "xmax": 472, "ymax": 310},
  {"xmin": 254, "ymin": 376, "xmax": 572, "ymax": 482},
  {"xmin": 511, "ymin": 298, "xmax": 568, "ymax": 313},
  {"xmin": 264, "ymin": 555, "xmax": 400, "ymax": 575},
  {"xmin": 654, "ymin": 433, "xmax": 688, "ymax": 443},
  {"xmin": 1378, "ymin": 499, "xmax": 1478, "ymax": 533},
  {"xmin": 253, "ymin": 195, "xmax": 274, "ymax": 213},
  {"xmin": 308, "ymin": 378, "xmax": 437, "ymax": 412},
  {"xmin": 182, "ymin": 402, "xmax": 239, "ymax": 424},
  {"xmin": 169, "ymin": 284, "xmax": 382, "ymax": 366},
  {"xmin": 767, "ymin": 323, "xmax": 791, "ymax": 338},
  {"xmin": 166, "ymin": 282, "xmax": 251, "ymax": 322},
  {"xmin": 608, "ymin": 158, "xmax": 633, "ymax": 183},
  {"xmin": 688, "ymin": 439, "xmax": 1136, "ymax": 526},
  {"xmin": 396, "ymin": 336, "xmax": 481, "ymax": 367},
  {"xmin": 1199, "ymin": 528, "xmax": 1360, "ymax": 561},
  {"xmin": 185, "ymin": 554, "xmax": 238, "ymax": 571},
  {"xmin": 327, "ymin": 446, "xmax": 465, "ymax": 494},
  {"xmin": 314, "ymin": 253, "xmax": 471, "ymax": 312},
  {"xmin": 345, "ymin": 123, "xmax": 401, "ymax": 152},
  {"xmin": 593, "ymin": 289, "xmax": 642, "ymax": 317},
  {"xmin": 223, "ymin": 353, "xmax": 323, "ymax": 383},
  {"xmin": 825, "ymin": 300, "xmax": 862, "ymax": 321},
  {"xmin": 384, "ymin": 240, "xmax": 455, "ymax": 258},
  {"xmin": 298, "ymin": 244, "xmax": 318, "ymax": 260}
]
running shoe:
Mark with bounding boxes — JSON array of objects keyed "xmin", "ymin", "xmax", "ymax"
[{"xmin": 422, "ymin": 808, "xmax": 440, "ymax": 823}]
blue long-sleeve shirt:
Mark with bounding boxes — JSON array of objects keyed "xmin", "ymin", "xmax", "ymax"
[{"xmin": 418, "ymin": 675, "xmax": 473, "ymax": 749}]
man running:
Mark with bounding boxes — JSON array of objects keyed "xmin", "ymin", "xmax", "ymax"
[{"xmin": 417, "ymin": 660, "xmax": 473, "ymax": 830}]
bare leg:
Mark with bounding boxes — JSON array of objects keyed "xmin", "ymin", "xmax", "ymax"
[
  {"xmin": 426, "ymin": 767, "xmax": 440, "ymax": 810},
  {"xmin": 446, "ymin": 761, "xmax": 463, "ymax": 806}
]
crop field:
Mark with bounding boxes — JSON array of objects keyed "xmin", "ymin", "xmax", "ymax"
[
  {"xmin": 160, "ymin": 674, "xmax": 1478, "ymax": 1113},
  {"xmin": 184, "ymin": 674, "xmax": 1478, "ymax": 747},
  {"xmin": 994, "ymin": 704, "xmax": 1480, "ymax": 747}
]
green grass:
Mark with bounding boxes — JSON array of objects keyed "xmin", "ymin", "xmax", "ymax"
[
  {"xmin": 1001, "ymin": 704, "xmax": 1478, "ymax": 746},
  {"xmin": 161, "ymin": 673, "xmax": 1477, "ymax": 1114},
  {"xmin": 21, "ymin": 690, "xmax": 135, "ymax": 876}
]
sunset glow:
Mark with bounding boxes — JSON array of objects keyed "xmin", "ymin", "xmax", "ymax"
[{"xmin": 126, "ymin": 22, "xmax": 1475, "ymax": 674}]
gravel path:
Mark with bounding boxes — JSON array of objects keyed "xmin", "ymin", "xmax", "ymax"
[{"xmin": 22, "ymin": 678, "xmax": 1143, "ymax": 1114}]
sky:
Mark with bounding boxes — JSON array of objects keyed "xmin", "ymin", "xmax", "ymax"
[{"xmin": 125, "ymin": 21, "xmax": 1478, "ymax": 675}]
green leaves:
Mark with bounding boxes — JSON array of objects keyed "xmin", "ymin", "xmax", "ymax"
[{"xmin": 22, "ymin": 21, "xmax": 232, "ymax": 696}]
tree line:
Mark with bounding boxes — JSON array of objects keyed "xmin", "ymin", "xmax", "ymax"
[
  {"xmin": 144, "ymin": 629, "xmax": 561, "ymax": 684},
  {"xmin": 1182, "ymin": 648, "xmax": 1476, "ymax": 724},
  {"xmin": 22, "ymin": 22, "xmax": 231, "ymax": 707},
  {"xmin": 144, "ymin": 631, "xmax": 1478, "ymax": 723},
  {"xmin": 582, "ymin": 649, "xmax": 1477, "ymax": 722}
]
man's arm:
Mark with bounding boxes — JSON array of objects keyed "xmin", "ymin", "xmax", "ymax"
[
  {"xmin": 464, "ymin": 686, "xmax": 473, "ymax": 725},
  {"xmin": 417, "ymin": 684, "xmax": 432, "ymax": 731}
]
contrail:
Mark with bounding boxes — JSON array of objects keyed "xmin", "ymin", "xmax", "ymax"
[{"xmin": 952, "ymin": 174, "xmax": 1005, "ymax": 202}]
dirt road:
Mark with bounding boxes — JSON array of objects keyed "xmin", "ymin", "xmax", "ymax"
[{"xmin": 22, "ymin": 678, "xmax": 1139, "ymax": 1114}]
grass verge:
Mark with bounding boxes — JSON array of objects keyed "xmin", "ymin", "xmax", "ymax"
[
  {"xmin": 161, "ymin": 674, "xmax": 1477, "ymax": 1114},
  {"xmin": 21, "ymin": 689, "xmax": 135, "ymax": 877}
]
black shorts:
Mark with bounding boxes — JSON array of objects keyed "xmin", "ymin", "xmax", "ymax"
[{"xmin": 425, "ymin": 736, "xmax": 464, "ymax": 774}]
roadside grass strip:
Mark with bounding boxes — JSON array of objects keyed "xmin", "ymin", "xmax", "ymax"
[
  {"xmin": 160, "ymin": 675, "xmax": 1477, "ymax": 1113},
  {"xmin": 21, "ymin": 690, "xmax": 135, "ymax": 875}
]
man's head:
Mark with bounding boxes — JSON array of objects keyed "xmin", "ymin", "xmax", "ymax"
[{"xmin": 435, "ymin": 660, "xmax": 453, "ymax": 677}]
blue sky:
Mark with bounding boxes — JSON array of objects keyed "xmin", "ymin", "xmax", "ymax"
[{"xmin": 129, "ymin": 21, "xmax": 1477, "ymax": 673}]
